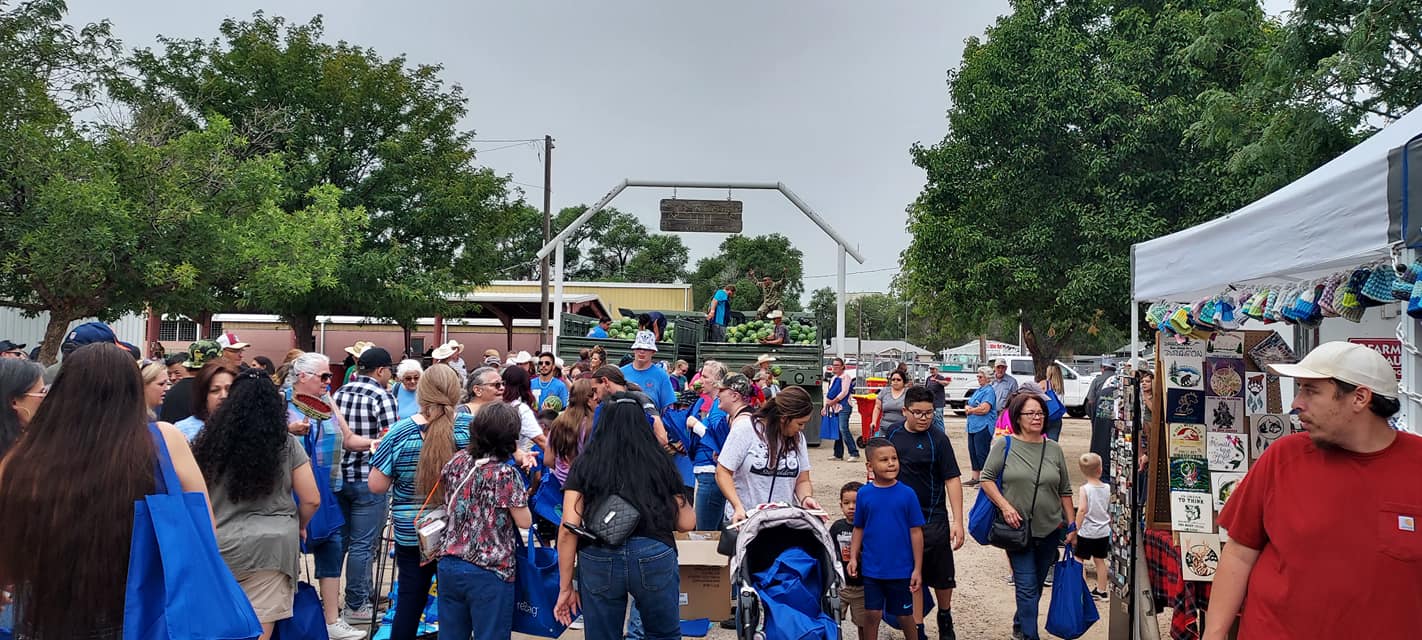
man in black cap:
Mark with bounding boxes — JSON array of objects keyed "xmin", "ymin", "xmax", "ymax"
[
  {"xmin": 329, "ymin": 346, "xmax": 399, "ymax": 623},
  {"xmin": 0, "ymin": 340, "xmax": 27, "ymax": 359}
]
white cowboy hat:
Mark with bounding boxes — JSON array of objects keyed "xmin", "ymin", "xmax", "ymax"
[
  {"xmin": 515, "ymin": 351, "xmax": 533, "ymax": 364},
  {"xmin": 631, "ymin": 330, "xmax": 658, "ymax": 352},
  {"xmin": 431, "ymin": 340, "xmax": 462, "ymax": 361},
  {"xmin": 756, "ymin": 354, "xmax": 777, "ymax": 364},
  {"xmin": 767, "ymin": 310, "xmax": 783, "ymax": 319}
]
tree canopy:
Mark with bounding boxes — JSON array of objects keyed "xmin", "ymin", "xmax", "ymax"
[{"xmin": 689, "ymin": 234, "xmax": 805, "ymax": 313}]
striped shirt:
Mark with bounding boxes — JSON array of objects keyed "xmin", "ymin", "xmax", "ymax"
[{"xmin": 369, "ymin": 413, "xmax": 473, "ymax": 547}]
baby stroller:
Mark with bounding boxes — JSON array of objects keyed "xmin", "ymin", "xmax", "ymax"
[{"xmin": 726, "ymin": 503, "xmax": 844, "ymax": 640}]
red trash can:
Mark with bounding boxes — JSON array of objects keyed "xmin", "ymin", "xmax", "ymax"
[{"xmin": 853, "ymin": 394, "xmax": 880, "ymax": 444}]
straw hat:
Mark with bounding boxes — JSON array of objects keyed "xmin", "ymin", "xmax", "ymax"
[{"xmin": 344, "ymin": 340, "xmax": 375, "ymax": 358}]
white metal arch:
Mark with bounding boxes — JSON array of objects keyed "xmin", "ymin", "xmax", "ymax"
[{"xmin": 535, "ymin": 179, "xmax": 866, "ymax": 353}]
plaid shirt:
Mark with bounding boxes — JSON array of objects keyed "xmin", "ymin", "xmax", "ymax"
[{"xmin": 332, "ymin": 375, "xmax": 399, "ymax": 483}]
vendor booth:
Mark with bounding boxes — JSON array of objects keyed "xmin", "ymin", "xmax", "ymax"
[{"xmin": 1121, "ymin": 107, "xmax": 1422, "ymax": 639}]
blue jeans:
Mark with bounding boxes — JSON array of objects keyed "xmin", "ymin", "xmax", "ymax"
[
  {"xmin": 694, "ymin": 472, "xmax": 726, "ymax": 531},
  {"xmin": 832, "ymin": 409, "xmax": 858, "ymax": 458},
  {"xmin": 1006, "ymin": 528, "xmax": 1063, "ymax": 640},
  {"xmin": 933, "ymin": 407, "xmax": 946, "ymax": 433},
  {"xmin": 1044, "ymin": 418, "xmax": 1062, "ymax": 441},
  {"xmin": 392, "ymin": 544, "xmax": 436, "ymax": 640},
  {"xmin": 437, "ymin": 556, "xmax": 514, "ymax": 640},
  {"xmin": 577, "ymin": 537, "xmax": 680, "ymax": 640},
  {"xmin": 967, "ymin": 428, "xmax": 993, "ymax": 471},
  {"xmin": 338, "ymin": 480, "xmax": 388, "ymax": 608}
]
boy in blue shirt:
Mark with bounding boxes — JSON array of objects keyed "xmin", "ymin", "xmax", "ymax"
[{"xmin": 849, "ymin": 438, "xmax": 924, "ymax": 640}]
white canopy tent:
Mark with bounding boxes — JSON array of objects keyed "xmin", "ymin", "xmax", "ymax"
[{"xmin": 1131, "ymin": 106, "xmax": 1422, "ymax": 428}]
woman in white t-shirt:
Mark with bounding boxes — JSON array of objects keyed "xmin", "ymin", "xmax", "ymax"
[{"xmin": 716, "ymin": 385, "xmax": 822, "ymax": 523}]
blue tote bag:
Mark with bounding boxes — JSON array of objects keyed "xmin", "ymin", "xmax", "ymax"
[
  {"xmin": 298, "ymin": 427, "xmax": 345, "ymax": 549},
  {"xmin": 530, "ymin": 472, "xmax": 564, "ymax": 526},
  {"xmin": 512, "ymin": 529, "xmax": 566, "ymax": 638},
  {"xmin": 1044, "ymin": 389, "xmax": 1067, "ymax": 421},
  {"xmin": 967, "ymin": 436, "xmax": 1012, "ymax": 545},
  {"xmin": 124, "ymin": 424, "xmax": 263, "ymax": 640},
  {"xmin": 271, "ymin": 582, "xmax": 328, "ymax": 640},
  {"xmin": 1045, "ymin": 539, "xmax": 1100, "ymax": 639}
]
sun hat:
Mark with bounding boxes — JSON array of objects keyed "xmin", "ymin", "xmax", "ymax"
[
  {"xmin": 431, "ymin": 340, "xmax": 462, "ymax": 360},
  {"xmin": 215, "ymin": 332, "xmax": 250, "ymax": 350},
  {"xmin": 767, "ymin": 310, "xmax": 783, "ymax": 319},
  {"xmin": 514, "ymin": 351, "xmax": 533, "ymax": 364},
  {"xmin": 631, "ymin": 330, "xmax": 658, "ymax": 352},
  {"xmin": 344, "ymin": 340, "xmax": 375, "ymax": 358},
  {"xmin": 756, "ymin": 354, "xmax": 777, "ymax": 365},
  {"xmin": 185, "ymin": 340, "xmax": 221, "ymax": 370},
  {"xmin": 1267, "ymin": 341, "xmax": 1398, "ymax": 399}
]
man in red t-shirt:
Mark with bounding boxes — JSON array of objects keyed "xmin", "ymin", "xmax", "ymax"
[{"xmin": 1206, "ymin": 341, "xmax": 1422, "ymax": 639}]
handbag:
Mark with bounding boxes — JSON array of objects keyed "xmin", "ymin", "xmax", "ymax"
[
  {"xmin": 1045, "ymin": 537, "xmax": 1101, "ymax": 639},
  {"xmin": 967, "ymin": 436, "xmax": 1012, "ymax": 545},
  {"xmin": 124, "ymin": 424, "xmax": 263, "ymax": 640},
  {"xmin": 530, "ymin": 471, "xmax": 564, "ymax": 526},
  {"xmin": 987, "ymin": 439, "xmax": 1046, "ymax": 552},
  {"xmin": 414, "ymin": 457, "xmax": 489, "ymax": 564},
  {"xmin": 585, "ymin": 493, "xmax": 642, "ymax": 547},
  {"xmin": 297, "ymin": 426, "xmax": 344, "ymax": 551},
  {"xmin": 512, "ymin": 528, "xmax": 568, "ymax": 638},
  {"xmin": 271, "ymin": 581, "xmax": 328, "ymax": 640},
  {"xmin": 1044, "ymin": 388, "xmax": 1067, "ymax": 421}
]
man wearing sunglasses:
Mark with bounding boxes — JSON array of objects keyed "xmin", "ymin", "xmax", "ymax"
[{"xmin": 530, "ymin": 351, "xmax": 569, "ymax": 410}]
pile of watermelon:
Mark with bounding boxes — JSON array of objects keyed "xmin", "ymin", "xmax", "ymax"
[
  {"xmin": 603, "ymin": 317, "xmax": 676, "ymax": 342},
  {"xmin": 722, "ymin": 320, "xmax": 818, "ymax": 344}
]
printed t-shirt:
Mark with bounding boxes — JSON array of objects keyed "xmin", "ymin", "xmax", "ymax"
[
  {"xmin": 854, "ymin": 481, "xmax": 925, "ymax": 580},
  {"xmin": 440, "ymin": 451, "xmax": 528, "ymax": 581},
  {"xmin": 717, "ymin": 420, "xmax": 810, "ymax": 519},
  {"xmin": 1217, "ymin": 432, "xmax": 1422, "ymax": 639},
  {"xmin": 531, "ymin": 376, "xmax": 569, "ymax": 409},
  {"xmin": 368, "ymin": 413, "xmax": 473, "ymax": 547},
  {"xmin": 829, "ymin": 519, "xmax": 863, "ymax": 586},
  {"xmin": 884, "ymin": 424, "xmax": 961, "ymax": 525},
  {"xmin": 621, "ymin": 363, "xmax": 675, "ymax": 412}
]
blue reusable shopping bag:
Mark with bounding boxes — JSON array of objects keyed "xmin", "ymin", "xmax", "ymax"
[
  {"xmin": 123, "ymin": 424, "xmax": 263, "ymax": 640},
  {"xmin": 967, "ymin": 436, "xmax": 1011, "ymax": 545},
  {"xmin": 1044, "ymin": 389, "xmax": 1067, "ymax": 421},
  {"xmin": 512, "ymin": 529, "xmax": 566, "ymax": 638},
  {"xmin": 298, "ymin": 426, "xmax": 345, "ymax": 550},
  {"xmin": 1045, "ymin": 541, "xmax": 1100, "ymax": 639},
  {"xmin": 271, "ymin": 582, "xmax": 328, "ymax": 640},
  {"xmin": 530, "ymin": 472, "xmax": 564, "ymax": 525}
]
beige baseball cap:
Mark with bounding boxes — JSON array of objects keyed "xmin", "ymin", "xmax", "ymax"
[{"xmin": 1267, "ymin": 341, "xmax": 1398, "ymax": 399}]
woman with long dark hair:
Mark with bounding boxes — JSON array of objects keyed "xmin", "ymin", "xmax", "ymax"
[
  {"xmin": 716, "ymin": 385, "xmax": 822, "ymax": 524},
  {"xmin": 502, "ymin": 365, "xmax": 549, "ymax": 450},
  {"xmin": 545, "ymin": 378, "xmax": 598, "ymax": 484},
  {"xmin": 175, "ymin": 360, "xmax": 237, "ymax": 440},
  {"xmin": 0, "ymin": 343, "xmax": 211, "ymax": 639},
  {"xmin": 553, "ymin": 392, "xmax": 695, "ymax": 639},
  {"xmin": 979, "ymin": 393, "xmax": 1076, "ymax": 640},
  {"xmin": 436, "ymin": 403, "xmax": 533, "ymax": 640},
  {"xmin": 0, "ymin": 358, "xmax": 43, "ymax": 458},
  {"xmin": 192, "ymin": 370, "xmax": 321, "ymax": 640},
  {"xmin": 369, "ymin": 363, "xmax": 471, "ymax": 640}
]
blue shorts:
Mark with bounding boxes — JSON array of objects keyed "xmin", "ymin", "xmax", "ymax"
[
  {"xmin": 307, "ymin": 535, "xmax": 345, "ymax": 579},
  {"xmin": 862, "ymin": 577, "xmax": 914, "ymax": 616}
]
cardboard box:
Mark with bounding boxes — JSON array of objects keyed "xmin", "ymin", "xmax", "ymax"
[{"xmin": 675, "ymin": 531, "xmax": 731, "ymax": 620}]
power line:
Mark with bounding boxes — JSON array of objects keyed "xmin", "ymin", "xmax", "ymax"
[
  {"xmin": 470, "ymin": 137, "xmax": 543, "ymax": 143},
  {"xmin": 473, "ymin": 141, "xmax": 536, "ymax": 154},
  {"xmin": 802, "ymin": 265, "xmax": 901, "ymax": 279}
]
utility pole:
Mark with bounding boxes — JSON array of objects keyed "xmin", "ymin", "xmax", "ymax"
[{"xmin": 539, "ymin": 135, "xmax": 555, "ymax": 348}]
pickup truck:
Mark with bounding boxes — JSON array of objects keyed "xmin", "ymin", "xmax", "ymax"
[{"xmin": 949, "ymin": 356, "xmax": 1094, "ymax": 418}]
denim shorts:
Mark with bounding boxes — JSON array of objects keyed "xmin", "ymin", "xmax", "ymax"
[{"xmin": 307, "ymin": 534, "xmax": 345, "ymax": 579}]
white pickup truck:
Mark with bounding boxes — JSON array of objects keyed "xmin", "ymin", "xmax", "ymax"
[{"xmin": 948, "ymin": 357, "xmax": 1095, "ymax": 418}]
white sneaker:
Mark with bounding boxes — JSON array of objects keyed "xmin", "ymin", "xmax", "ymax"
[
  {"xmin": 569, "ymin": 616, "xmax": 585, "ymax": 630},
  {"xmin": 846, "ymin": 456, "xmax": 859, "ymax": 462},
  {"xmin": 327, "ymin": 619, "xmax": 366, "ymax": 640}
]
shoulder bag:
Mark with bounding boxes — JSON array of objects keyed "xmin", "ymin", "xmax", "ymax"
[
  {"xmin": 585, "ymin": 493, "xmax": 642, "ymax": 547},
  {"xmin": 414, "ymin": 457, "xmax": 488, "ymax": 565},
  {"xmin": 987, "ymin": 438, "xmax": 1047, "ymax": 552},
  {"xmin": 967, "ymin": 436, "xmax": 1012, "ymax": 545}
]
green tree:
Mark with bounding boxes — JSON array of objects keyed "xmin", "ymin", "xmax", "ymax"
[
  {"xmin": 115, "ymin": 13, "xmax": 516, "ymax": 350},
  {"xmin": 808, "ymin": 287, "xmax": 838, "ymax": 340},
  {"xmin": 579, "ymin": 211, "xmax": 649, "ymax": 280},
  {"xmin": 690, "ymin": 234, "xmax": 805, "ymax": 312},
  {"xmin": 624, "ymin": 235, "xmax": 689, "ymax": 283},
  {"xmin": 903, "ymin": 0, "xmax": 1279, "ymax": 376}
]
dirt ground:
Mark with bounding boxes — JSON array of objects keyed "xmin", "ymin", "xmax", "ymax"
[{"xmin": 520, "ymin": 413, "xmax": 1115, "ymax": 640}]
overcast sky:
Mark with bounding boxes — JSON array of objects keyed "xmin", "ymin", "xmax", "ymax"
[{"xmin": 65, "ymin": 1, "xmax": 1293, "ymax": 300}]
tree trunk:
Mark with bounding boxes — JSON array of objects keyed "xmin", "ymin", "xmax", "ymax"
[
  {"xmin": 38, "ymin": 311, "xmax": 79, "ymax": 366},
  {"xmin": 400, "ymin": 323, "xmax": 414, "ymax": 359},
  {"xmin": 288, "ymin": 313, "xmax": 318, "ymax": 352},
  {"xmin": 1019, "ymin": 317, "xmax": 1058, "ymax": 380}
]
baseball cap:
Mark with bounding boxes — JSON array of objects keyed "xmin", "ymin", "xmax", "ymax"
[
  {"xmin": 0, "ymin": 339, "xmax": 26, "ymax": 353},
  {"xmin": 185, "ymin": 340, "xmax": 221, "ymax": 370},
  {"xmin": 66, "ymin": 322, "xmax": 117, "ymax": 346},
  {"xmin": 358, "ymin": 346, "xmax": 394, "ymax": 370},
  {"xmin": 718, "ymin": 373, "xmax": 754, "ymax": 398},
  {"xmin": 993, "ymin": 357, "xmax": 1008, "ymax": 366},
  {"xmin": 215, "ymin": 332, "xmax": 250, "ymax": 350},
  {"xmin": 1267, "ymin": 341, "xmax": 1398, "ymax": 399}
]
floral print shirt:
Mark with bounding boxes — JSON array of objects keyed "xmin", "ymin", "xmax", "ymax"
[{"xmin": 439, "ymin": 451, "xmax": 527, "ymax": 581}]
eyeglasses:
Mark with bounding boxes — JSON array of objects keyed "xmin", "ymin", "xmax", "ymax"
[
  {"xmin": 480, "ymin": 381, "xmax": 506, "ymax": 389},
  {"xmin": 402, "ymin": 376, "xmax": 421, "ymax": 382},
  {"xmin": 24, "ymin": 386, "xmax": 48, "ymax": 398},
  {"xmin": 318, "ymin": 373, "xmax": 333, "ymax": 382},
  {"xmin": 539, "ymin": 361, "xmax": 554, "ymax": 367},
  {"xmin": 906, "ymin": 409, "xmax": 935, "ymax": 418},
  {"xmin": 1019, "ymin": 411, "xmax": 1046, "ymax": 419}
]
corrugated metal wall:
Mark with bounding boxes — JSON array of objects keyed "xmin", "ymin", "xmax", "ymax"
[
  {"xmin": 0, "ymin": 307, "xmax": 148, "ymax": 350},
  {"xmin": 481, "ymin": 282, "xmax": 692, "ymax": 313}
]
